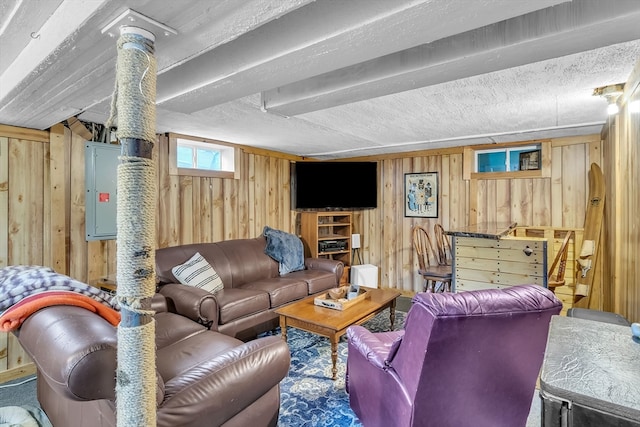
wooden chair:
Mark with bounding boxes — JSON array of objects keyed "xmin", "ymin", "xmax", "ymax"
[
  {"xmin": 433, "ymin": 223, "xmax": 453, "ymax": 266},
  {"xmin": 547, "ymin": 230, "xmax": 573, "ymax": 292},
  {"xmin": 412, "ymin": 225, "xmax": 453, "ymax": 292}
]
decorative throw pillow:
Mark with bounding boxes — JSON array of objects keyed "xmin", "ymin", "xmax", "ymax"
[
  {"xmin": 171, "ymin": 252, "xmax": 224, "ymax": 293},
  {"xmin": 263, "ymin": 226, "xmax": 305, "ymax": 275}
]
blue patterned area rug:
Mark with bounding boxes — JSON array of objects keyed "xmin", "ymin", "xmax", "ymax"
[{"xmin": 276, "ymin": 309, "xmax": 406, "ymax": 427}]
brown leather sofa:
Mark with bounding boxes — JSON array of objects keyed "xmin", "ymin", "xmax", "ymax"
[
  {"xmin": 16, "ymin": 294, "xmax": 291, "ymax": 427},
  {"xmin": 155, "ymin": 236, "xmax": 344, "ymax": 340}
]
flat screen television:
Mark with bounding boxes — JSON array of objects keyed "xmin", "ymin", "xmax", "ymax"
[{"xmin": 292, "ymin": 161, "xmax": 377, "ymax": 210}]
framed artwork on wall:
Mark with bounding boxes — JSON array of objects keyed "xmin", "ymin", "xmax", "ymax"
[{"xmin": 404, "ymin": 172, "xmax": 438, "ymax": 218}]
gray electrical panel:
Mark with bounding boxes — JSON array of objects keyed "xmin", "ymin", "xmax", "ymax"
[{"xmin": 85, "ymin": 142, "xmax": 120, "ymax": 241}]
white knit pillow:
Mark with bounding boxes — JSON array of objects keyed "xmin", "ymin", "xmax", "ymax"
[{"xmin": 171, "ymin": 252, "xmax": 224, "ymax": 293}]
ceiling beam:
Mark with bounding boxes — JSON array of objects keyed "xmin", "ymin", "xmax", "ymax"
[
  {"xmin": 157, "ymin": 0, "xmax": 567, "ymax": 113},
  {"xmin": 0, "ymin": 0, "xmax": 311, "ymax": 130},
  {"xmin": 0, "ymin": 0, "xmax": 109, "ymax": 103},
  {"xmin": 0, "ymin": 0, "xmax": 65, "ymax": 76},
  {"xmin": 262, "ymin": 0, "xmax": 640, "ymax": 117}
]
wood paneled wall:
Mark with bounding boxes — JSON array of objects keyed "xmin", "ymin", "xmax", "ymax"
[
  {"xmin": 602, "ymin": 59, "xmax": 640, "ymax": 323},
  {"xmin": 81, "ymin": 135, "xmax": 299, "ymax": 283},
  {"xmin": 154, "ymin": 134, "xmax": 296, "ymax": 252},
  {"xmin": 352, "ymin": 136, "xmax": 600, "ymax": 295},
  {"xmin": 0, "ymin": 127, "xmax": 299, "ymax": 282},
  {"xmin": 0, "ymin": 125, "xmax": 50, "ymax": 381},
  {"xmin": 359, "ymin": 151, "xmax": 469, "ymax": 294},
  {"xmin": 0, "ymin": 121, "xmax": 607, "ymax": 379},
  {"xmin": 0, "ymin": 127, "xmax": 299, "ymax": 381}
]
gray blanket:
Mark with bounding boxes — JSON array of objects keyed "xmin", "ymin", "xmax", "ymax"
[
  {"xmin": 263, "ymin": 226, "xmax": 305, "ymax": 275},
  {"xmin": 0, "ymin": 265, "xmax": 115, "ymax": 313}
]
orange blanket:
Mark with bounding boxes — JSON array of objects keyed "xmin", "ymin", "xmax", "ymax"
[{"xmin": 0, "ymin": 290, "xmax": 120, "ymax": 332}]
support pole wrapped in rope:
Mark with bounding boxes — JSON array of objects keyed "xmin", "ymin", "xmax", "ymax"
[{"xmin": 106, "ymin": 26, "xmax": 157, "ymax": 427}]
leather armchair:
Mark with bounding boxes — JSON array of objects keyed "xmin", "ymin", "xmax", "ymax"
[
  {"xmin": 346, "ymin": 285, "xmax": 562, "ymax": 427},
  {"xmin": 16, "ymin": 293, "xmax": 291, "ymax": 427}
]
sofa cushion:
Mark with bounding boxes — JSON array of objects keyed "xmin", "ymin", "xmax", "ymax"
[
  {"xmin": 215, "ymin": 288, "xmax": 271, "ymax": 325},
  {"xmin": 154, "ymin": 311, "xmax": 207, "ymax": 350},
  {"xmin": 155, "ymin": 324, "xmax": 242, "ymax": 383},
  {"xmin": 263, "ymin": 226, "xmax": 305, "ymax": 275},
  {"xmin": 171, "ymin": 252, "xmax": 224, "ymax": 294},
  {"xmin": 285, "ymin": 269, "xmax": 337, "ymax": 294},
  {"xmin": 238, "ymin": 278, "xmax": 308, "ymax": 308},
  {"xmin": 213, "ymin": 237, "xmax": 280, "ymax": 285}
]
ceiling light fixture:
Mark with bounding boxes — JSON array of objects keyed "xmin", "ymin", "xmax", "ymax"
[
  {"xmin": 593, "ymin": 83, "xmax": 625, "ymax": 116},
  {"xmin": 607, "ymin": 102, "xmax": 620, "ymax": 115}
]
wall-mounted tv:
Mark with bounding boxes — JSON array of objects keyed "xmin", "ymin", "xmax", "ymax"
[{"xmin": 292, "ymin": 161, "xmax": 377, "ymax": 210}]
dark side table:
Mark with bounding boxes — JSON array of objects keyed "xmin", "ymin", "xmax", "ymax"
[{"xmin": 540, "ymin": 315, "xmax": 640, "ymax": 427}]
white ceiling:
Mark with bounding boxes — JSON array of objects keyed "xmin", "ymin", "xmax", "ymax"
[{"xmin": 1, "ymin": 0, "xmax": 639, "ymax": 159}]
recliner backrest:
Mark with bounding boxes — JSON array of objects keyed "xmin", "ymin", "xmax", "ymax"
[{"xmin": 389, "ymin": 285, "xmax": 562, "ymax": 427}]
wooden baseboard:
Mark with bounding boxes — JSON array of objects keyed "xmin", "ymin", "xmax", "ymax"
[{"xmin": 0, "ymin": 363, "xmax": 36, "ymax": 383}]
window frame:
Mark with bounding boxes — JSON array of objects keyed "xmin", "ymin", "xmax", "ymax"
[
  {"xmin": 474, "ymin": 144, "xmax": 541, "ymax": 173},
  {"xmin": 168, "ymin": 133, "xmax": 240, "ymax": 179},
  {"xmin": 463, "ymin": 140, "xmax": 551, "ymax": 180}
]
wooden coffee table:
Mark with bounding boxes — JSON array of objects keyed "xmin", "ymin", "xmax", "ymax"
[{"xmin": 275, "ymin": 287, "xmax": 401, "ymax": 380}]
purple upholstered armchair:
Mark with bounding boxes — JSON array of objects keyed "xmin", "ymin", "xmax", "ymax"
[{"xmin": 346, "ymin": 285, "xmax": 562, "ymax": 427}]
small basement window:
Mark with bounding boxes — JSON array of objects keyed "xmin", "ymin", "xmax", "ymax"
[
  {"xmin": 475, "ymin": 144, "xmax": 541, "ymax": 173},
  {"xmin": 169, "ymin": 133, "xmax": 239, "ymax": 179}
]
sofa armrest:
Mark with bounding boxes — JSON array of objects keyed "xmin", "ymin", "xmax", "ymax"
[
  {"xmin": 18, "ymin": 306, "xmax": 118, "ymax": 401},
  {"xmin": 305, "ymin": 257, "xmax": 344, "ymax": 283},
  {"xmin": 347, "ymin": 325, "xmax": 404, "ymax": 369},
  {"xmin": 151, "ymin": 293, "xmax": 170, "ymax": 313},
  {"xmin": 158, "ymin": 335, "xmax": 291, "ymax": 426},
  {"xmin": 158, "ymin": 283, "xmax": 219, "ymax": 328},
  {"xmin": 19, "ymin": 306, "xmax": 167, "ymax": 406}
]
